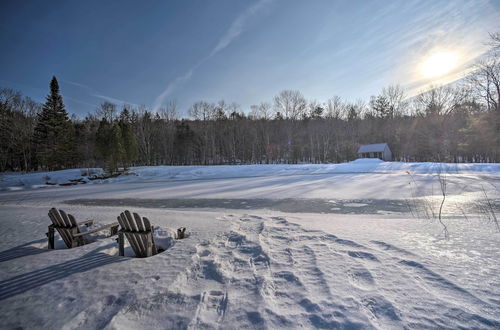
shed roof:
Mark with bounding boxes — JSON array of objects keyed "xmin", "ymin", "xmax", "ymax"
[{"xmin": 357, "ymin": 143, "xmax": 389, "ymax": 153}]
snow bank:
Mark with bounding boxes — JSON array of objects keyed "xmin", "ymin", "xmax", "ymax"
[
  {"xmin": 0, "ymin": 168, "xmax": 104, "ymax": 191},
  {"xmin": 126, "ymin": 160, "xmax": 500, "ymax": 182}
]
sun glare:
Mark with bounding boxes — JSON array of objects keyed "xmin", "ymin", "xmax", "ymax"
[{"xmin": 419, "ymin": 51, "xmax": 459, "ymax": 79}]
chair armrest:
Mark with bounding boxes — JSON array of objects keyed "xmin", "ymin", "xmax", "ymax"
[
  {"xmin": 73, "ymin": 222, "xmax": 119, "ymax": 237},
  {"xmin": 77, "ymin": 219, "xmax": 94, "ymax": 227}
]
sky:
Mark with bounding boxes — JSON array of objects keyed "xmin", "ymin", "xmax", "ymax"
[{"xmin": 1, "ymin": 0, "xmax": 499, "ymax": 117}]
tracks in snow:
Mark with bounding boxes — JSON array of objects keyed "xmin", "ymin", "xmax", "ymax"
[{"xmin": 111, "ymin": 214, "xmax": 499, "ymax": 329}]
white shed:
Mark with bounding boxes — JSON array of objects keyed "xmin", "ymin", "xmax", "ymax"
[{"xmin": 357, "ymin": 143, "xmax": 392, "ymax": 161}]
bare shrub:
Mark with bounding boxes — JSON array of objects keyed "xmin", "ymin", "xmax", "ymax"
[
  {"xmin": 475, "ymin": 186, "xmax": 500, "ymax": 232},
  {"xmin": 406, "ymin": 168, "xmax": 448, "ymax": 238}
]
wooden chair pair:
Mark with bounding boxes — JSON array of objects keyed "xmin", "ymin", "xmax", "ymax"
[{"xmin": 48, "ymin": 208, "xmax": 182, "ymax": 258}]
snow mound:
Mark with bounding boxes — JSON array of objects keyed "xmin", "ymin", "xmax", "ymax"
[
  {"xmin": 350, "ymin": 158, "xmax": 384, "ymax": 163},
  {"xmin": 2, "ymin": 161, "xmax": 500, "ymax": 191}
]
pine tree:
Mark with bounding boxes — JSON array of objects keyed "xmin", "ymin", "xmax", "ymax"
[
  {"xmin": 119, "ymin": 108, "xmax": 138, "ymax": 169},
  {"xmin": 109, "ymin": 124, "xmax": 125, "ymax": 173},
  {"xmin": 96, "ymin": 119, "xmax": 113, "ymax": 172},
  {"xmin": 370, "ymin": 95, "xmax": 392, "ymax": 118},
  {"xmin": 96, "ymin": 117, "xmax": 128, "ymax": 173},
  {"xmin": 34, "ymin": 76, "xmax": 75, "ymax": 170}
]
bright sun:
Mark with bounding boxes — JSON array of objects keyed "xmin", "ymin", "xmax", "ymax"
[{"xmin": 419, "ymin": 51, "xmax": 459, "ymax": 79}]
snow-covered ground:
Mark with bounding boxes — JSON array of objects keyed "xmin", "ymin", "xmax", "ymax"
[{"xmin": 0, "ymin": 160, "xmax": 499, "ymax": 329}]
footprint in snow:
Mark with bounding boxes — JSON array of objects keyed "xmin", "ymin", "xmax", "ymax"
[
  {"xmin": 191, "ymin": 290, "xmax": 228, "ymax": 327},
  {"xmin": 334, "ymin": 238, "xmax": 366, "ymax": 249},
  {"xmin": 347, "ymin": 251, "xmax": 380, "ymax": 262},
  {"xmin": 347, "ymin": 267, "xmax": 376, "ymax": 290},
  {"xmin": 360, "ymin": 294, "xmax": 402, "ymax": 327},
  {"xmin": 370, "ymin": 240, "xmax": 416, "ymax": 256}
]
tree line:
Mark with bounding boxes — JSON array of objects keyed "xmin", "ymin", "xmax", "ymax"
[{"xmin": 1, "ymin": 34, "xmax": 499, "ymax": 173}]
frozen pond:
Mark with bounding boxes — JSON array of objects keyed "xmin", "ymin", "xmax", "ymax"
[
  {"xmin": 64, "ymin": 197, "xmax": 500, "ymax": 216},
  {"xmin": 64, "ymin": 198, "xmax": 409, "ymax": 214}
]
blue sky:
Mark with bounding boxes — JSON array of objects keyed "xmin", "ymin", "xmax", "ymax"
[{"xmin": 1, "ymin": 0, "xmax": 499, "ymax": 117}]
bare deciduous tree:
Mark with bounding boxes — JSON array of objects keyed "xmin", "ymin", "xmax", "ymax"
[
  {"xmin": 250, "ymin": 102, "xmax": 272, "ymax": 120},
  {"xmin": 273, "ymin": 90, "xmax": 307, "ymax": 120},
  {"xmin": 325, "ymin": 96, "xmax": 346, "ymax": 119}
]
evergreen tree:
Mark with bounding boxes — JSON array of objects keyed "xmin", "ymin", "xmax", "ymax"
[
  {"xmin": 109, "ymin": 124, "xmax": 125, "ymax": 172},
  {"xmin": 347, "ymin": 106, "xmax": 358, "ymax": 121},
  {"xmin": 96, "ymin": 118, "xmax": 110, "ymax": 158},
  {"xmin": 96, "ymin": 117, "xmax": 128, "ymax": 173},
  {"xmin": 119, "ymin": 108, "xmax": 138, "ymax": 169},
  {"xmin": 310, "ymin": 106, "xmax": 324, "ymax": 119},
  {"xmin": 34, "ymin": 76, "xmax": 75, "ymax": 170},
  {"xmin": 174, "ymin": 121, "xmax": 196, "ymax": 164},
  {"xmin": 370, "ymin": 95, "xmax": 392, "ymax": 118}
]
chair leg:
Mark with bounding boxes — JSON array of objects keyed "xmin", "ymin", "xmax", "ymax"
[
  {"xmin": 71, "ymin": 227, "xmax": 79, "ymax": 248},
  {"xmin": 118, "ymin": 231, "xmax": 124, "ymax": 256},
  {"xmin": 47, "ymin": 225, "xmax": 55, "ymax": 249}
]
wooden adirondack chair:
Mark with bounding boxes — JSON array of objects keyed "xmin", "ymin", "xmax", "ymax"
[
  {"xmin": 47, "ymin": 208, "xmax": 119, "ymax": 249},
  {"xmin": 117, "ymin": 210, "xmax": 158, "ymax": 258}
]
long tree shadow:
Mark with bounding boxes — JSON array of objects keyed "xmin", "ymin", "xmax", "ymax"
[
  {"xmin": 0, "ymin": 247, "xmax": 126, "ymax": 301},
  {"xmin": 0, "ymin": 239, "xmax": 51, "ymax": 263}
]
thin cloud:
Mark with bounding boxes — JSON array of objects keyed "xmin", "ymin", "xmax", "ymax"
[
  {"xmin": 63, "ymin": 80, "xmax": 92, "ymax": 90},
  {"xmin": 210, "ymin": 0, "xmax": 271, "ymax": 57},
  {"xmin": 152, "ymin": 68, "xmax": 195, "ymax": 111},
  {"xmin": 61, "ymin": 79, "xmax": 138, "ymax": 107},
  {"xmin": 64, "ymin": 96, "xmax": 97, "ymax": 108},
  {"xmin": 153, "ymin": 0, "xmax": 273, "ymax": 111},
  {"xmin": 92, "ymin": 94, "xmax": 139, "ymax": 107}
]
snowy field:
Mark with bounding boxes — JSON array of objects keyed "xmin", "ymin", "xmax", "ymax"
[{"xmin": 0, "ymin": 160, "xmax": 499, "ymax": 329}]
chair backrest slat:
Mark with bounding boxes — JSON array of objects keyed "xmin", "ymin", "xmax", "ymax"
[
  {"xmin": 133, "ymin": 212, "xmax": 145, "ymax": 231},
  {"xmin": 49, "ymin": 208, "xmax": 64, "ymax": 227},
  {"xmin": 124, "ymin": 211, "xmax": 138, "ymax": 231},
  {"xmin": 59, "ymin": 228, "xmax": 73, "ymax": 247},
  {"xmin": 137, "ymin": 235, "xmax": 147, "ymax": 256},
  {"xmin": 117, "ymin": 215, "xmax": 125, "ymax": 229},
  {"xmin": 124, "ymin": 232, "xmax": 142, "ymax": 256},
  {"xmin": 131, "ymin": 213, "xmax": 146, "ymax": 254},
  {"xmin": 57, "ymin": 209, "xmax": 72, "ymax": 228},
  {"xmin": 48, "ymin": 210, "xmax": 60, "ymax": 226},
  {"xmin": 67, "ymin": 214, "xmax": 79, "ymax": 227},
  {"xmin": 61, "ymin": 210, "xmax": 80, "ymax": 232},
  {"xmin": 132, "ymin": 213, "xmax": 148, "ymax": 255},
  {"xmin": 118, "ymin": 213, "xmax": 128, "ymax": 230},
  {"xmin": 143, "ymin": 217, "xmax": 152, "ymax": 231},
  {"xmin": 59, "ymin": 209, "xmax": 71, "ymax": 226}
]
